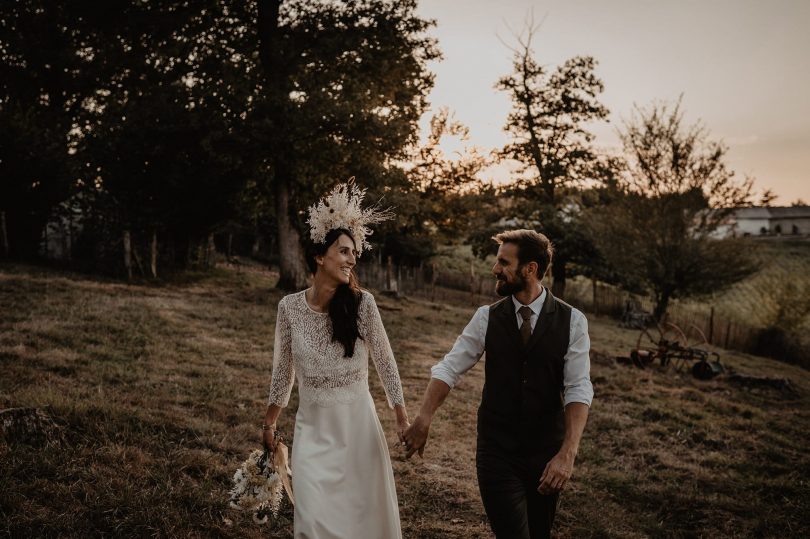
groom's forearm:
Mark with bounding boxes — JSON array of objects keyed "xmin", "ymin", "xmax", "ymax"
[
  {"xmin": 560, "ymin": 402, "xmax": 589, "ymax": 458},
  {"xmin": 418, "ymin": 378, "xmax": 452, "ymax": 420}
]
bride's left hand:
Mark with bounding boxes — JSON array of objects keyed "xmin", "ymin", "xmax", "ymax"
[
  {"xmin": 397, "ymin": 418, "xmax": 410, "ymax": 443},
  {"xmin": 394, "ymin": 405, "xmax": 410, "ymax": 445}
]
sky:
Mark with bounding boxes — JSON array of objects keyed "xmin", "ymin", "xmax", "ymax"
[{"xmin": 415, "ymin": 0, "xmax": 810, "ymax": 204}]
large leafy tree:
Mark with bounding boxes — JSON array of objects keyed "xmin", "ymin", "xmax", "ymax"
[
  {"xmin": 587, "ymin": 99, "xmax": 757, "ymax": 320},
  {"xmin": 0, "ymin": 1, "xmax": 101, "ymax": 258},
  {"xmin": 1, "ymin": 0, "xmax": 438, "ymax": 282},
  {"xmin": 495, "ymin": 27, "xmax": 609, "ymax": 298},
  {"xmin": 72, "ymin": 1, "xmax": 253, "ymax": 274},
  {"xmin": 379, "ymin": 108, "xmax": 492, "ymax": 263},
  {"xmin": 254, "ymin": 0, "xmax": 439, "ymax": 289},
  {"xmin": 1, "ymin": 1, "xmax": 252, "ymax": 270}
]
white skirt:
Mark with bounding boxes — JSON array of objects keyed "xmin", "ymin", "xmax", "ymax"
[{"xmin": 291, "ymin": 390, "xmax": 402, "ymax": 539}]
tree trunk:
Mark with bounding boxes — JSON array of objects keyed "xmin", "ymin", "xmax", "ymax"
[
  {"xmin": 274, "ymin": 178, "xmax": 309, "ymax": 290},
  {"xmin": 1, "ymin": 210, "xmax": 9, "ymax": 257},
  {"xmin": 257, "ymin": 0, "xmax": 306, "ymax": 290},
  {"xmin": 386, "ymin": 255, "xmax": 395, "ymax": 292},
  {"xmin": 64, "ymin": 213, "xmax": 73, "ymax": 263},
  {"xmin": 150, "ymin": 230, "xmax": 157, "ymax": 278},
  {"xmin": 431, "ymin": 262, "xmax": 438, "ymax": 302},
  {"xmin": 469, "ymin": 259, "xmax": 476, "ymax": 306},
  {"xmin": 550, "ymin": 256, "xmax": 566, "ymax": 299},
  {"xmin": 123, "ymin": 230, "xmax": 133, "ymax": 281},
  {"xmin": 207, "ymin": 232, "xmax": 216, "ymax": 269},
  {"xmin": 132, "ymin": 245, "xmax": 145, "ymax": 277}
]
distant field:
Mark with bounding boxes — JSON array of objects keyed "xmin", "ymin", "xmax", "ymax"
[
  {"xmin": 703, "ymin": 238, "xmax": 810, "ymax": 330},
  {"xmin": 1, "ymin": 263, "xmax": 808, "ymax": 537},
  {"xmin": 430, "ymin": 244, "xmax": 496, "ymax": 280},
  {"xmin": 434, "ymin": 238, "xmax": 810, "ymax": 334}
]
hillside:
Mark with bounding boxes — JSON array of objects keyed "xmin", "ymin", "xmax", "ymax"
[
  {"xmin": 1, "ymin": 263, "xmax": 808, "ymax": 538},
  {"xmin": 706, "ymin": 238, "xmax": 810, "ymax": 330}
]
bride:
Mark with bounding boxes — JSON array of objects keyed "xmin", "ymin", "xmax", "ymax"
[{"xmin": 262, "ymin": 182, "xmax": 409, "ymax": 538}]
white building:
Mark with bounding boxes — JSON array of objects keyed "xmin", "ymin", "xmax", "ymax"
[{"xmin": 727, "ymin": 206, "xmax": 810, "ymax": 236}]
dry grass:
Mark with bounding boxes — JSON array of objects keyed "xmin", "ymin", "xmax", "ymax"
[
  {"xmin": 705, "ymin": 239, "xmax": 810, "ymax": 330},
  {"xmin": 1, "ymin": 262, "xmax": 808, "ymax": 538}
]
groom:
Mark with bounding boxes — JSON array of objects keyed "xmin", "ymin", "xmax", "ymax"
[{"xmin": 402, "ymin": 229, "xmax": 593, "ymax": 539}]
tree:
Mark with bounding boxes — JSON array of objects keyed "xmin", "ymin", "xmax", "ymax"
[
  {"xmin": 379, "ymin": 108, "xmax": 492, "ymax": 263},
  {"xmin": 587, "ymin": 99, "xmax": 757, "ymax": 321},
  {"xmin": 254, "ymin": 0, "xmax": 439, "ymax": 290},
  {"xmin": 758, "ymin": 188, "xmax": 778, "ymax": 206},
  {"xmin": 1, "ymin": 0, "xmax": 437, "ymax": 284},
  {"xmin": 0, "ymin": 1, "xmax": 98, "ymax": 258},
  {"xmin": 60, "ymin": 0, "xmax": 255, "ymax": 275},
  {"xmin": 0, "ymin": 1, "xmax": 253, "ymax": 272},
  {"xmin": 495, "ymin": 26, "xmax": 609, "ymax": 298}
]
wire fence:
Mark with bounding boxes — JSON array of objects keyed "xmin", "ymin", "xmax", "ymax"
[
  {"xmin": 357, "ymin": 260, "xmax": 773, "ymax": 360},
  {"xmin": 355, "ymin": 258, "xmax": 499, "ymax": 306},
  {"xmin": 564, "ymin": 280, "xmax": 760, "ymax": 352}
]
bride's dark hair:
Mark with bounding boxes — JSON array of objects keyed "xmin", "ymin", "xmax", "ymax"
[{"xmin": 306, "ymin": 228, "xmax": 364, "ymax": 358}]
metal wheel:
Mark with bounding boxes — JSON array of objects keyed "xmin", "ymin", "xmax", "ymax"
[{"xmin": 634, "ymin": 323, "xmax": 684, "ymax": 368}]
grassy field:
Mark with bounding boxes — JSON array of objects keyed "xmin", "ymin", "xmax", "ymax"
[
  {"xmin": 705, "ymin": 239, "xmax": 810, "ymax": 329},
  {"xmin": 1, "ymin": 262, "xmax": 808, "ymax": 538},
  {"xmin": 563, "ymin": 238, "xmax": 810, "ymax": 331}
]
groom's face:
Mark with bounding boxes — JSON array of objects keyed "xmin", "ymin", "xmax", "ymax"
[{"xmin": 493, "ymin": 242, "xmax": 527, "ymax": 297}]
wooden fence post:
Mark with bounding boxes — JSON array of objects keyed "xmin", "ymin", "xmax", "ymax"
[
  {"xmin": 207, "ymin": 233, "xmax": 216, "ymax": 268},
  {"xmin": 724, "ymin": 320, "xmax": 732, "ymax": 349},
  {"xmin": 431, "ymin": 262, "xmax": 437, "ymax": 302},
  {"xmin": 123, "ymin": 230, "xmax": 133, "ymax": 281},
  {"xmin": 469, "ymin": 259, "xmax": 476, "ymax": 306},
  {"xmin": 150, "ymin": 230, "xmax": 158, "ymax": 279},
  {"xmin": 708, "ymin": 306, "xmax": 715, "ymax": 344},
  {"xmin": 386, "ymin": 256, "xmax": 396, "ymax": 293}
]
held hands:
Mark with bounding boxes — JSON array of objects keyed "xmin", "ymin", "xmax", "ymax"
[
  {"xmin": 394, "ymin": 404, "xmax": 410, "ymax": 449},
  {"xmin": 396, "ymin": 416, "xmax": 410, "ymax": 447},
  {"xmin": 537, "ymin": 449, "xmax": 575, "ymax": 495},
  {"xmin": 401, "ymin": 414, "xmax": 431, "ymax": 459}
]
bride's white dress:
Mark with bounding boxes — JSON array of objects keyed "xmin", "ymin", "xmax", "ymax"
[{"xmin": 267, "ymin": 289, "xmax": 404, "ymax": 539}]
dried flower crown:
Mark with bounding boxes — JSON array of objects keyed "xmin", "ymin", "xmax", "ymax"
[{"xmin": 307, "ymin": 179, "xmax": 394, "ymax": 255}]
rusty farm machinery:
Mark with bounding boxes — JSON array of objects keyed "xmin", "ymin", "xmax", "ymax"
[{"xmin": 622, "ymin": 321, "xmax": 725, "ymax": 380}]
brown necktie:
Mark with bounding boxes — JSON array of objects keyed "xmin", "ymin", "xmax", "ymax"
[{"xmin": 519, "ymin": 306, "xmax": 533, "ymax": 345}]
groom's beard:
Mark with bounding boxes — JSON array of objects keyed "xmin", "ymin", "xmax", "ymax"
[{"xmin": 495, "ymin": 273, "xmax": 527, "ymax": 297}]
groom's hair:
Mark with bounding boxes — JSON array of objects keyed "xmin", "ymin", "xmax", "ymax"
[{"xmin": 492, "ymin": 229, "xmax": 554, "ymax": 278}]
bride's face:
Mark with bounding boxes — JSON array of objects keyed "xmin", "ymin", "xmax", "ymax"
[{"xmin": 315, "ymin": 233, "xmax": 358, "ymax": 285}]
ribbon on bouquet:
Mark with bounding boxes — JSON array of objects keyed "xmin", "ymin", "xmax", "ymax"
[{"xmin": 273, "ymin": 441, "xmax": 295, "ymax": 506}]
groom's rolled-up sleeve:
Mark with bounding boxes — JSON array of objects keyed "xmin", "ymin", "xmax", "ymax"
[
  {"xmin": 430, "ymin": 306, "xmax": 488, "ymax": 388},
  {"xmin": 563, "ymin": 309, "xmax": 594, "ymax": 407}
]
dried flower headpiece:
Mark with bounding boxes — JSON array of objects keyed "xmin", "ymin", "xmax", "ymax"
[{"xmin": 306, "ymin": 178, "xmax": 394, "ymax": 255}]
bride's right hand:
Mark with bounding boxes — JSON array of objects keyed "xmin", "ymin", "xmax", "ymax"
[{"xmin": 262, "ymin": 425, "xmax": 277, "ymax": 451}]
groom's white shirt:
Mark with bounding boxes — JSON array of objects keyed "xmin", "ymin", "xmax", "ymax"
[{"xmin": 430, "ymin": 288, "xmax": 594, "ymax": 407}]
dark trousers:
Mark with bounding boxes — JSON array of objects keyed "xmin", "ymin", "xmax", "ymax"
[{"xmin": 476, "ymin": 443, "xmax": 560, "ymax": 539}]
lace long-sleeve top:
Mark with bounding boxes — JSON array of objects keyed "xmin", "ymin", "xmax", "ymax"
[{"xmin": 267, "ymin": 289, "xmax": 405, "ymax": 409}]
